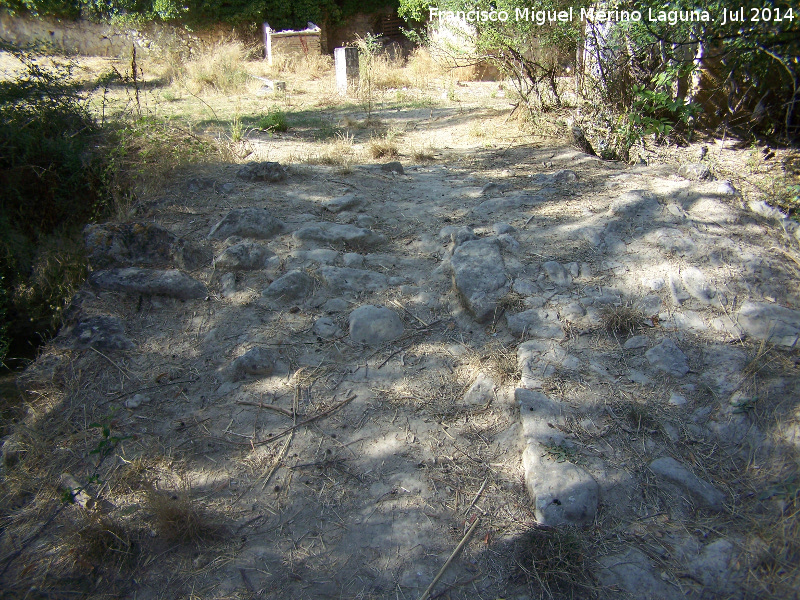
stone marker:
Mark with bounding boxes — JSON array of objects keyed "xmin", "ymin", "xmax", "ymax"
[{"xmin": 335, "ymin": 47, "xmax": 359, "ymax": 93}]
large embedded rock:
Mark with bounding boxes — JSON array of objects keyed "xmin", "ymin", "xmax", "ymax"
[
  {"xmin": 229, "ymin": 347, "xmax": 275, "ymax": 381},
  {"xmin": 293, "ymin": 223, "xmax": 384, "ymax": 247},
  {"xmin": 450, "ymin": 239, "xmax": 510, "ymax": 322},
  {"xmin": 649, "ymin": 457, "xmax": 726, "ymax": 511},
  {"xmin": 517, "ymin": 388, "xmax": 598, "ymax": 527},
  {"xmin": 236, "ymin": 161, "xmax": 287, "ymax": 182},
  {"xmin": 67, "ymin": 316, "xmax": 134, "ymax": 350},
  {"xmin": 645, "ymin": 338, "xmax": 690, "ymax": 377},
  {"xmin": 542, "ymin": 261, "xmax": 572, "ymax": 287},
  {"xmin": 263, "ymin": 270, "xmax": 315, "ymax": 301},
  {"xmin": 463, "ymin": 373, "xmax": 496, "ymax": 406},
  {"xmin": 678, "ymin": 162, "xmax": 712, "ymax": 181},
  {"xmin": 507, "ymin": 308, "xmax": 564, "ymax": 339},
  {"xmin": 214, "ymin": 239, "xmax": 274, "ymax": 271},
  {"xmin": 318, "ymin": 266, "xmax": 388, "ymax": 293},
  {"xmin": 208, "ymin": 208, "xmax": 285, "ymax": 240},
  {"xmin": 737, "ymin": 301, "xmax": 800, "ymax": 347},
  {"xmin": 84, "ymin": 222, "xmax": 210, "ymax": 271},
  {"xmin": 596, "ymin": 549, "xmax": 681, "ymax": 600},
  {"xmin": 349, "ymin": 305, "xmax": 404, "ymax": 346},
  {"xmin": 322, "ymin": 194, "xmax": 363, "ymax": 213},
  {"xmin": 89, "ymin": 268, "xmax": 207, "ymax": 299}
]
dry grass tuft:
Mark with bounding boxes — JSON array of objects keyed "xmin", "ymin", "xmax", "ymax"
[
  {"xmin": 301, "ymin": 131, "xmax": 357, "ymax": 171},
  {"xmin": 70, "ymin": 513, "xmax": 139, "ymax": 570},
  {"xmin": 410, "ymin": 143, "xmax": 437, "ymax": 162},
  {"xmin": 600, "ymin": 303, "xmax": 645, "ymax": 336},
  {"xmin": 514, "ymin": 525, "xmax": 595, "ymax": 597},
  {"xmin": 497, "ymin": 291, "xmax": 526, "ymax": 312},
  {"xmin": 475, "ymin": 340, "xmax": 521, "ymax": 384},
  {"xmin": 367, "ymin": 135, "xmax": 400, "ymax": 159},
  {"xmin": 177, "ymin": 42, "xmax": 252, "ymax": 94}
]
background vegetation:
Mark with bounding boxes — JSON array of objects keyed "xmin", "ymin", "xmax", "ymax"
[{"xmin": 0, "ymin": 0, "xmax": 400, "ymax": 29}]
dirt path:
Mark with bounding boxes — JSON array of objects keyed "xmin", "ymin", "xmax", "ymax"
[{"xmin": 3, "ymin": 96, "xmax": 800, "ymax": 599}]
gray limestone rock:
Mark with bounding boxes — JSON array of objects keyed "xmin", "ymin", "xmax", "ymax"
[
  {"xmin": 286, "ymin": 249, "xmax": 339, "ymax": 267},
  {"xmin": 492, "ymin": 222, "xmax": 515, "ymax": 235},
  {"xmin": 693, "ymin": 539, "xmax": 737, "ymax": 591},
  {"xmin": 90, "ymin": 268, "xmax": 208, "ymax": 299},
  {"xmin": 68, "ymin": 316, "xmax": 134, "ymax": 350},
  {"xmin": 342, "ymin": 253, "xmax": 365, "ymax": 268},
  {"xmin": 737, "ymin": 301, "xmax": 800, "ymax": 347},
  {"xmin": 649, "ymin": 456, "xmax": 725, "ymax": 511},
  {"xmin": 517, "ymin": 388, "xmax": 564, "ymax": 444},
  {"xmin": 463, "ymin": 373, "xmax": 496, "ymax": 406},
  {"xmin": 230, "ymin": 347, "xmax": 275, "ymax": 380},
  {"xmin": 214, "ymin": 240, "xmax": 274, "ymax": 271},
  {"xmin": 323, "ymin": 193, "xmax": 363, "ymax": 213},
  {"xmin": 542, "ymin": 261, "xmax": 572, "ymax": 287},
  {"xmin": 209, "ymin": 208, "xmax": 285, "ymax": 240},
  {"xmin": 701, "ymin": 345, "xmax": 747, "ymax": 396},
  {"xmin": 716, "ymin": 180, "xmax": 738, "ymax": 196},
  {"xmin": 623, "ymin": 335, "xmax": 649, "ymax": 350},
  {"xmin": 596, "ymin": 549, "xmax": 681, "ymax": 600},
  {"xmin": 318, "ymin": 266, "xmax": 389, "ymax": 293},
  {"xmin": 636, "ymin": 294, "xmax": 662, "ymax": 316},
  {"xmin": 682, "ymin": 267, "xmax": 715, "ymax": 304},
  {"xmin": 450, "ymin": 239, "xmax": 510, "ymax": 322},
  {"xmin": 293, "ymin": 223, "xmax": 385, "ymax": 247},
  {"xmin": 531, "ymin": 169, "xmax": 577, "ymax": 186},
  {"xmin": 349, "ymin": 305, "xmax": 404, "ymax": 346},
  {"xmin": 312, "ymin": 317, "xmax": 342, "ymax": 339},
  {"xmin": 748, "ymin": 199, "xmax": 786, "ymax": 221},
  {"xmin": 380, "ymin": 161, "xmax": 404, "ymax": 174},
  {"xmin": 220, "ymin": 272, "xmax": 236, "ymax": 298},
  {"xmin": 236, "ymin": 161, "xmax": 287, "ymax": 182},
  {"xmin": 668, "ymin": 273, "xmax": 691, "ymax": 305},
  {"xmin": 263, "ymin": 270, "xmax": 315, "ymax": 301},
  {"xmin": 522, "ymin": 444, "xmax": 599, "ymax": 527},
  {"xmin": 604, "ymin": 234, "xmax": 627, "ymax": 255},
  {"xmin": 507, "ymin": 308, "xmax": 563, "ymax": 339},
  {"xmin": 322, "ymin": 298, "xmax": 351, "ymax": 313},
  {"xmin": 649, "ymin": 228, "xmax": 697, "ymax": 257},
  {"xmin": 516, "ymin": 388, "xmax": 598, "ymax": 527},
  {"xmin": 645, "ymin": 338, "xmax": 689, "ymax": 377},
  {"xmin": 678, "ymin": 162, "xmax": 713, "ymax": 181},
  {"xmin": 450, "ymin": 226, "xmax": 478, "ymax": 247},
  {"xmin": 84, "ymin": 222, "xmax": 210, "ymax": 271},
  {"xmin": 356, "ymin": 214, "xmax": 377, "ymax": 228}
]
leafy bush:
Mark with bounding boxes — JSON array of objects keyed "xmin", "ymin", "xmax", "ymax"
[
  {"xmin": 258, "ymin": 110, "xmax": 289, "ymax": 132},
  {"xmin": 0, "ymin": 45, "xmax": 108, "ymax": 367}
]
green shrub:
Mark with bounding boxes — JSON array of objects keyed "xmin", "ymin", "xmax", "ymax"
[
  {"xmin": 257, "ymin": 109, "xmax": 288, "ymax": 132},
  {"xmin": 0, "ymin": 45, "xmax": 108, "ymax": 367}
]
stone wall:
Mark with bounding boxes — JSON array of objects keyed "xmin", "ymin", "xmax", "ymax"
[
  {"xmin": 264, "ymin": 25, "xmax": 322, "ymax": 65},
  {"xmin": 0, "ymin": 11, "xmax": 236, "ymax": 58}
]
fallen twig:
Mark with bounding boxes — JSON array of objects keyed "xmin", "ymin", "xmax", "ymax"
[
  {"xmin": 261, "ymin": 429, "xmax": 294, "ymax": 491},
  {"xmin": 254, "ymin": 393, "xmax": 357, "ymax": 446},
  {"xmin": 418, "ymin": 516, "xmax": 481, "ymax": 600},
  {"xmin": 237, "ymin": 400, "xmax": 294, "ymax": 417}
]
